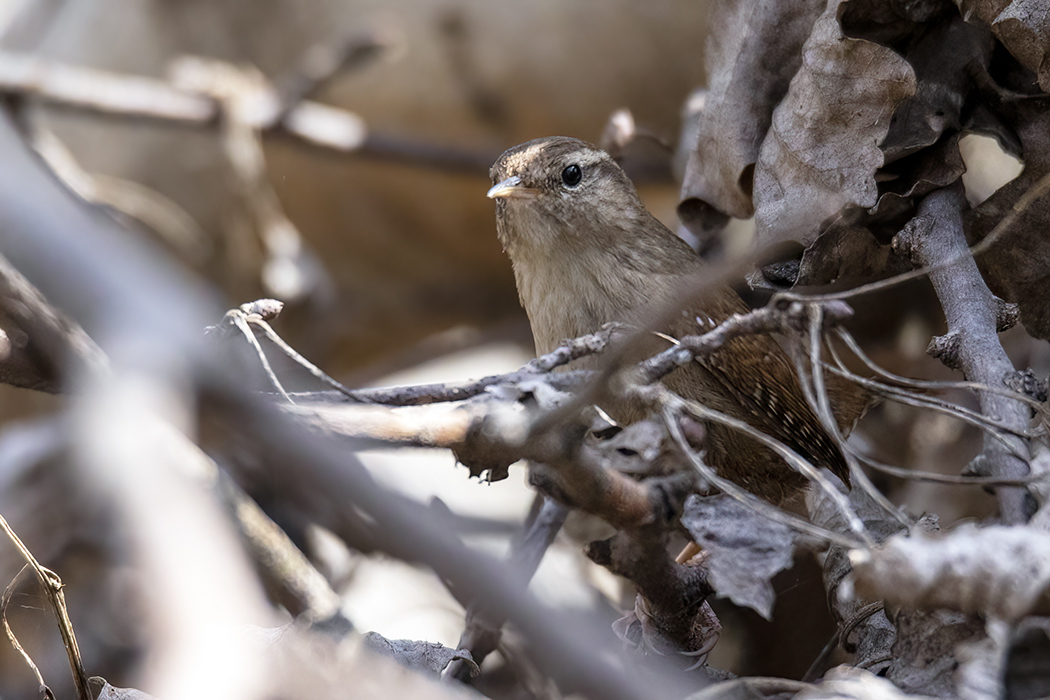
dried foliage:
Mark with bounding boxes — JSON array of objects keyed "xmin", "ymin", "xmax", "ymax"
[
  {"xmin": 681, "ymin": 494, "xmax": 795, "ymax": 619},
  {"xmin": 752, "ymin": 1, "xmax": 916, "ymax": 249},
  {"xmin": 3, "ymin": 1, "xmax": 1050, "ymax": 700}
]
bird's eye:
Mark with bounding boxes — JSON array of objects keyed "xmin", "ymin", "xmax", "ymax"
[{"xmin": 561, "ymin": 164, "xmax": 583, "ymax": 188}]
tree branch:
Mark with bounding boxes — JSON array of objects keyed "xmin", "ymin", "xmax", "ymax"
[
  {"xmin": 0, "ymin": 51, "xmax": 494, "ymax": 173},
  {"xmin": 893, "ymin": 183, "xmax": 1034, "ymax": 524}
]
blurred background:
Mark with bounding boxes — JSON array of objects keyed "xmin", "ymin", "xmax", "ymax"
[
  {"xmin": 2, "ymin": 0, "xmax": 710, "ymax": 381},
  {"xmin": 0, "ymin": 1, "xmax": 1046, "ymax": 698}
]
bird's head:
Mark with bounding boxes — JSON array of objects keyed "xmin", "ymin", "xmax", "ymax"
[{"xmin": 487, "ymin": 136, "xmax": 646, "ymax": 254}]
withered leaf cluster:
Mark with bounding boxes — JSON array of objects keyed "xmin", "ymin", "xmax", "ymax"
[{"xmin": 682, "ymin": 0, "xmax": 1050, "ymax": 339}]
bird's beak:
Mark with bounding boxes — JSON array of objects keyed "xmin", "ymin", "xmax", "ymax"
[{"xmin": 487, "ymin": 175, "xmax": 539, "ymax": 199}]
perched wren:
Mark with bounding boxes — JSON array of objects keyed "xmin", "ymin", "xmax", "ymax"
[{"xmin": 488, "ymin": 136, "xmax": 863, "ymax": 503}]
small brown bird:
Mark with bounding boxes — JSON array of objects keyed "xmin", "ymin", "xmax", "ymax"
[{"xmin": 488, "ymin": 136, "xmax": 862, "ymax": 503}]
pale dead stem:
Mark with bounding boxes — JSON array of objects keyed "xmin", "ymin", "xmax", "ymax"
[
  {"xmin": 0, "ymin": 512, "xmax": 89, "ymax": 700},
  {"xmin": 794, "ymin": 303, "xmax": 910, "ymax": 527},
  {"xmin": 2, "ymin": 566, "xmax": 49, "ymax": 698}
]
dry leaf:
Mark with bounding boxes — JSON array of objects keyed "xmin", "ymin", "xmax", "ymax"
[
  {"xmin": 885, "ymin": 608, "xmax": 985, "ymax": 696},
  {"xmin": 90, "ymin": 678, "xmax": 160, "ymax": 700},
  {"xmin": 680, "ymin": 493, "xmax": 794, "ymax": 619},
  {"xmin": 879, "ymin": 16, "xmax": 993, "ymax": 163},
  {"xmin": 679, "ymin": 0, "xmax": 823, "ymax": 221},
  {"xmin": 753, "ymin": 0, "xmax": 916, "ymax": 248},
  {"xmin": 797, "ymin": 221, "xmax": 900, "ymax": 286},
  {"xmin": 958, "ymin": 0, "xmax": 1050, "ymax": 91}
]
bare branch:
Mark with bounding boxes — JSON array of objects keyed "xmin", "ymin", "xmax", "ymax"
[
  {"xmin": 217, "ymin": 391, "xmax": 692, "ymax": 700},
  {"xmin": 585, "ymin": 523, "xmax": 717, "ymax": 662},
  {"xmin": 851, "ymin": 525, "xmax": 1050, "ymax": 623},
  {"xmin": 894, "ymin": 183, "xmax": 1033, "ymax": 523},
  {"xmin": 216, "ymin": 472, "xmax": 348, "ymax": 627},
  {"xmin": 283, "ymin": 325, "xmax": 615, "ymax": 407}
]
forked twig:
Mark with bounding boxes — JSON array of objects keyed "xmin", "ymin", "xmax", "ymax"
[
  {"xmin": 823, "ymin": 361, "xmax": 1038, "ymax": 443},
  {"xmin": 660, "ymin": 401, "xmax": 866, "ymax": 550},
  {"xmin": 230, "ymin": 310, "xmax": 293, "ymax": 402},
  {"xmin": 665, "ymin": 391, "xmax": 870, "ymax": 543},
  {"xmin": 275, "ymin": 314, "xmax": 616, "ymax": 406},
  {"xmin": 249, "ymin": 315, "xmax": 364, "ymax": 398},
  {"xmin": 795, "ymin": 304, "xmax": 910, "ymax": 526},
  {"xmin": 3, "ymin": 564, "xmax": 55, "ymax": 699},
  {"xmin": 829, "ymin": 327, "xmax": 1048, "ymax": 425},
  {"xmin": 0, "ymin": 513, "xmax": 89, "ymax": 700},
  {"xmin": 803, "ymin": 308, "xmax": 1043, "ymax": 489},
  {"xmin": 832, "ymin": 327, "xmax": 1047, "ymax": 415}
]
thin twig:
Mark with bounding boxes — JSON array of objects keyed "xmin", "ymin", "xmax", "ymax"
[
  {"xmin": 217, "ymin": 471, "xmax": 347, "ymax": 625},
  {"xmin": 661, "ymin": 402, "xmax": 865, "ymax": 550},
  {"xmin": 2, "ymin": 564, "xmax": 54, "ymax": 699},
  {"xmin": 796, "ymin": 305, "xmax": 910, "ymax": 527},
  {"xmin": 664, "ymin": 391, "xmax": 871, "ymax": 543},
  {"xmin": 529, "ymin": 300, "xmax": 844, "ymax": 439},
  {"xmin": 210, "ymin": 300, "xmax": 353, "ymax": 399},
  {"xmin": 290, "ymin": 325, "xmax": 616, "ymax": 406},
  {"xmin": 775, "ymin": 170, "xmax": 1050, "ymax": 305},
  {"xmin": 249, "ymin": 316, "xmax": 356, "ymax": 397},
  {"xmin": 445, "ymin": 497, "xmax": 570, "ymax": 681},
  {"xmin": 801, "ymin": 628, "xmax": 841, "ymax": 684},
  {"xmin": 231, "ymin": 312, "xmax": 293, "ymax": 403},
  {"xmin": 850, "ymin": 450, "xmax": 1043, "ymax": 487},
  {"xmin": 830, "ymin": 326, "xmax": 1049, "ymax": 421},
  {"xmin": 821, "ymin": 351, "xmax": 1038, "ymax": 443},
  {"xmin": 0, "ymin": 513, "xmax": 89, "ymax": 700}
]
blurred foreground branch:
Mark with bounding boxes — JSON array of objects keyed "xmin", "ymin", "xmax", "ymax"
[
  {"xmin": 0, "ymin": 104, "xmax": 690, "ymax": 700},
  {"xmin": 0, "ymin": 253, "xmax": 107, "ymax": 392}
]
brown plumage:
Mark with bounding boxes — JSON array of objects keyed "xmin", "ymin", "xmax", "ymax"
[{"xmin": 488, "ymin": 136, "xmax": 865, "ymax": 503}]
